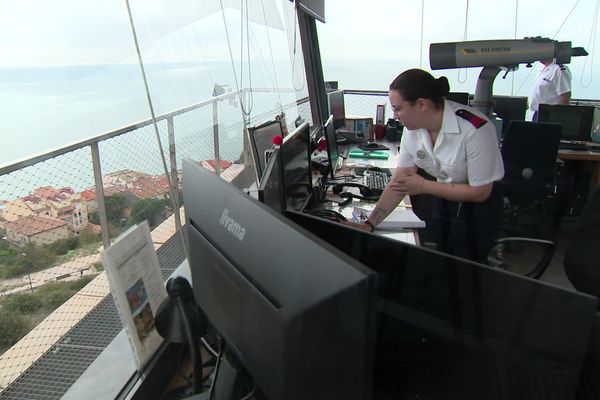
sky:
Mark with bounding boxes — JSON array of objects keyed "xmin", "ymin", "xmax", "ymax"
[
  {"xmin": 316, "ymin": 0, "xmax": 600, "ymax": 98},
  {"xmin": 0, "ymin": 0, "xmax": 599, "ymax": 166}
]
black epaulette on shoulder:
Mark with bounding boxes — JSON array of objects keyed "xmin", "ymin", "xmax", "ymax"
[{"xmin": 455, "ymin": 109, "xmax": 487, "ymax": 129}]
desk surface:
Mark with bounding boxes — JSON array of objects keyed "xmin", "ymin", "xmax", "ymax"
[
  {"xmin": 558, "ymin": 148, "xmax": 600, "ymax": 161},
  {"xmin": 327, "ymin": 140, "xmax": 419, "ymax": 246},
  {"xmin": 340, "ymin": 140, "xmax": 400, "ymax": 170}
]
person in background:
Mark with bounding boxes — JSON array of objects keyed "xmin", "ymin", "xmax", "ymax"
[
  {"xmin": 529, "ymin": 59, "xmax": 572, "ymax": 121},
  {"xmin": 349, "ymin": 69, "xmax": 504, "ymax": 264}
]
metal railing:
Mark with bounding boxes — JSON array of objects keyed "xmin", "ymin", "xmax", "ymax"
[
  {"xmin": 0, "ymin": 87, "xmax": 383, "ymax": 397},
  {"xmin": 0, "ymin": 86, "xmax": 313, "ymax": 394}
]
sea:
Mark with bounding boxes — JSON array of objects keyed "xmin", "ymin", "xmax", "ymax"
[{"xmin": 1, "ymin": 60, "xmax": 599, "ymax": 201}]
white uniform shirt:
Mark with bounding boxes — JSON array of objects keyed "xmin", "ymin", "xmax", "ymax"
[
  {"xmin": 397, "ymin": 100, "xmax": 504, "ymax": 187},
  {"xmin": 529, "ymin": 62, "xmax": 572, "ymax": 113}
]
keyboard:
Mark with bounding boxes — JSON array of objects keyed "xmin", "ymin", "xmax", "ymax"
[
  {"xmin": 363, "ymin": 170, "xmax": 390, "ymax": 191},
  {"xmin": 558, "ymin": 141, "xmax": 600, "ymax": 151},
  {"xmin": 559, "ymin": 142, "xmax": 589, "ymax": 151}
]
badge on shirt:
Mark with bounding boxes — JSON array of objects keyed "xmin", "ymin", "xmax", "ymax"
[{"xmin": 416, "ymin": 149, "xmax": 426, "ymax": 160}]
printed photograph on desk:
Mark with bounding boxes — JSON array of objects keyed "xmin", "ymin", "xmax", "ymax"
[
  {"xmin": 126, "ymin": 278, "xmax": 155, "ymax": 340},
  {"xmin": 101, "ymin": 221, "xmax": 167, "ymax": 369}
]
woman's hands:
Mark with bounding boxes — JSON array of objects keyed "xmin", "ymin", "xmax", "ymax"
[
  {"xmin": 389, "ymin": 172, "xmax": 428, "ymax": 196},
  {"xmin": 343, "ymin": 221, "xmax": 373, "ymax": 232}
]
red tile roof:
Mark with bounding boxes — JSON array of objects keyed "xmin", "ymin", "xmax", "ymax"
[
  {"xmin": 80, "ymin": 190, "xmax": 96, "ymax": 201},
  {"xmin": 5, "ymin": 215, "xmax": 67, "ymax": 236}
]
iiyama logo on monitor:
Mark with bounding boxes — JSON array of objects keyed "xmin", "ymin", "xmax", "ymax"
[{"xmin": 219, "ymin": 208, "xmax": 246, "ymax": 241}]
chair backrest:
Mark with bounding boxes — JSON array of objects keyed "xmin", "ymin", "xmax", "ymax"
[
  {"xmin": 501, "ymin": 121, "xmax": 562, "ymax": 205},
  {"xmin": 564, "ymin": 185, "xmax": 600, "ymax": 299},
  {"xmin": 249, "ymin": 120, "xmax": 284, "ymax": 181}
]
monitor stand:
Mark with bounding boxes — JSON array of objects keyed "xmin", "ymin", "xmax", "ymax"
[{"xmin": 187, "ymin": 349, "xmax": 254, "ymax": 400}]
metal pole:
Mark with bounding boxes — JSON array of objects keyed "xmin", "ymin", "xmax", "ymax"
[
  {"xmin": 241, "ymin": 103, "xmax": 251, "ymax": 166},
  {"xmin": 212, "ymin": 101, "xmax": 221, "ymax": 176},
  {"xmin": 90, "ymin": 143, "xmax": 110, "ymax": 250},
  {"xmin": 167, "ymin": 116, "xmax": 182, "ymax": 233}
]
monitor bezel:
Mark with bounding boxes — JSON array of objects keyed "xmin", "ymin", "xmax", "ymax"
[
  {"xmin": 281, "ymin": 121, "xmax": 313, "ymax": 211},
  {"xmin": 248, "ymin": 119, "xmax": 284, "ymax": 182},
  {"xmin": 327, "ymin": 90, "xmax": 346, "ymax": 130},
  {"xmin": 538, "ymin": 104, "xmax": 595, "ymax": 142},
  {"xmin": 324, "ymin": 114, "xmax": 339, "ymax": 179},
  {"xmin": 257, "ymin": 147, "xmax": 285, "ymax": 213}
]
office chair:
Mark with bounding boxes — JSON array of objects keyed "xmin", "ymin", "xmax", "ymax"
[
  {"xmin": 563, "ymin": 185, "xmax": 600, "ymax": 299},
  {"xmin": 489, "ymin": 184, "xmax": 600, "ymax": 283},
  {"xmin": 498, "ymin": 121, "xmax": 562, "ymax": 239}
]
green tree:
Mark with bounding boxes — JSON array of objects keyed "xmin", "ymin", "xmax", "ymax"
[
  {"xmin": 104, "ymin": 194, "xmax": 128, "ymax": 225},
  {"xmin": 11, "ymin": 244, "xmax": 57, "ymax": 278},
  {"xmin": 1, "ymin": 293, "xmax": 43, "ymax": 313},
  {"xmin": 46, "ymin": 235, "xmax": 80, "ymax": 255},
  {"xmin": 88, "ymin": 211, "xmax": 100, "ymax": 225},
  {"xmin": 0, "ymin": 309, "xmax": 27, "ymax": 350},
  {"xmin": 129, "ymin": 198, "xmax": 168, "ymax": 227},
  {"xmin": 79, "ymin": 230, "xmax": 100, "ymax": 246}
]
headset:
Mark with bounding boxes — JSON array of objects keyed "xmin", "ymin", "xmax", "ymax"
[{"xmin": 331, "ymin": 182, "xmax": 382, "ymax": 198}]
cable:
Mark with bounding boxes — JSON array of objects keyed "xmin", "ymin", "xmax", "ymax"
[
  {"xmin": 208, "ymin": 337, "xmax": 226, "ymax": 400},
  {"xmin": 239, "ymin": 0, "xmax": 254, "ymax": 114},
  {"xmin": 260, "ymin": 0, "xmax": 283, "ymax": 112},
  {"xmin": 124, "ymin": 0, "xmax": 187, "ymax": 259},
  {"xmin": 511, "ymin": 0, "xmax": 519, "ymax": 96},
  {"xmin": 419, "ymin": 0, "xmax": 425, "ymax": 69},
  {"xmin": 239, "ymin": 386, "xmax": 256, "ymax": 400},
  {"xmin": 291, "ymin": 3, "xmax": 305, "ymax": 91},
  {"xmin": 580, "ymin": 0, "xmax": 599, "ymax": 88},
  {"xmin": 552, "ymin": 0, "xmax": 581, "ymax": 39},
  {"xmin": 457, "ymin": 0, "xmax": 469, "ymax": 84},
  {"xmin": 515, "ymin": 0, "xmax": 582, "ymax": 95},
  {"xmin": 201, "ymin": 336, "xmax": 219, "ymax": 358},
  {"xmin": 219, "ymin": 0, "xmax": 253, "ymax": 116},
  {"xmin": 176, "ymin": 298, "xmax": 203, "ymax": 393},
  {"xmin": 304, "ymin": 209, "xmax": 347, "ymax": 222}
]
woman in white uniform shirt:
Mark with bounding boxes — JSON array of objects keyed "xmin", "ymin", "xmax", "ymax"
[{"xmin": 358, "ymin": 69, "xmax": 504, "ymax": 263}]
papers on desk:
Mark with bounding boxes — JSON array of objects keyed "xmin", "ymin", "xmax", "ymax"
[
  {"xmin": 353, "ymin": 206, "xmax": 425, "ymax": 230},
  {"xmin": 101, "ymin": 221, "xmax": 166, "ymax": 369}
]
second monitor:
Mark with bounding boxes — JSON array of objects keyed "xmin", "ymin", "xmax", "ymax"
[
  {"xmin": 327, "ymin": 90, "xmax": 346, "ymax": 130},
  {"xmin": 281, "ymin": 122, "xmax": 313, "ymax": 211},
  {"xmin": 538, "ymin": 104, "xmax": 595, "ymax": 142},
  {"xmin": 324, "ymin": 114, "xmax": 341, "ymax": 179}
]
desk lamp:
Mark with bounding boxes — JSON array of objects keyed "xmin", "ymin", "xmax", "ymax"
[{"xmin": 156, "ymin": 277, "xmax": 207, "ymax": 397}]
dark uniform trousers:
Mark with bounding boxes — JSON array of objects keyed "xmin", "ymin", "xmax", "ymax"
[{"xmin": 432, "ymin": 182, "xmax": 502, "ymax": 264}]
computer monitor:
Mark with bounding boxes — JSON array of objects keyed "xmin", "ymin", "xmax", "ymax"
[
  {"xmin": 493, "ymin": 95, "xmax": 528, "ymax": 138},
  {"xmin": 183, "ymin": 160, "xmax": 377, "ymax": 400},
  {"xmin": 327, "ymin": 90, "xmax": 346, "ymax": 130},
  {"xmin": 446, "ymin": 92, "xmax": 470, "ymax": 105},
  {"xmin": 257, "ymin": 147, "xmax": 285, "ymax": 213},
  {"xmin": 249, "ymin": 119, "xmax": 284, "ymax": 181},
  {"xmin": 285, "ymin": 210, "xmax": 599, "ymax": 399},
  {"xmin": 281, "ymin": 122, "xmax": 312, "ymax": 211},
  {"xmin": 538, "ymin": 104, "xmax": 595, "ymax": 142},
  {"xmin": 324, "ymin": 114, "xmax": 339, "ymax": 179}
]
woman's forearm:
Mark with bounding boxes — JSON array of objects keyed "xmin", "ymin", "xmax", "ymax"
[{"xmin": 423, "ymin": 180, "xmax": 492, "ymax": 203}]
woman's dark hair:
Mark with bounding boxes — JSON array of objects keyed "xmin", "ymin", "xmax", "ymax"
[{"xmin": 389, "ymin": 69, "xmax": 450, "ymax": 108}]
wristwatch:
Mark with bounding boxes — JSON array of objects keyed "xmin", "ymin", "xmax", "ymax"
[{"xmin": 364, "ymin": 219, "xmax": 375, "ymax": 232}]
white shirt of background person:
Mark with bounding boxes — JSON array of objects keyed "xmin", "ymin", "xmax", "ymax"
[{"xmin": 529, "ymin": 60, "xmax": 572, "ymax": 114}]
